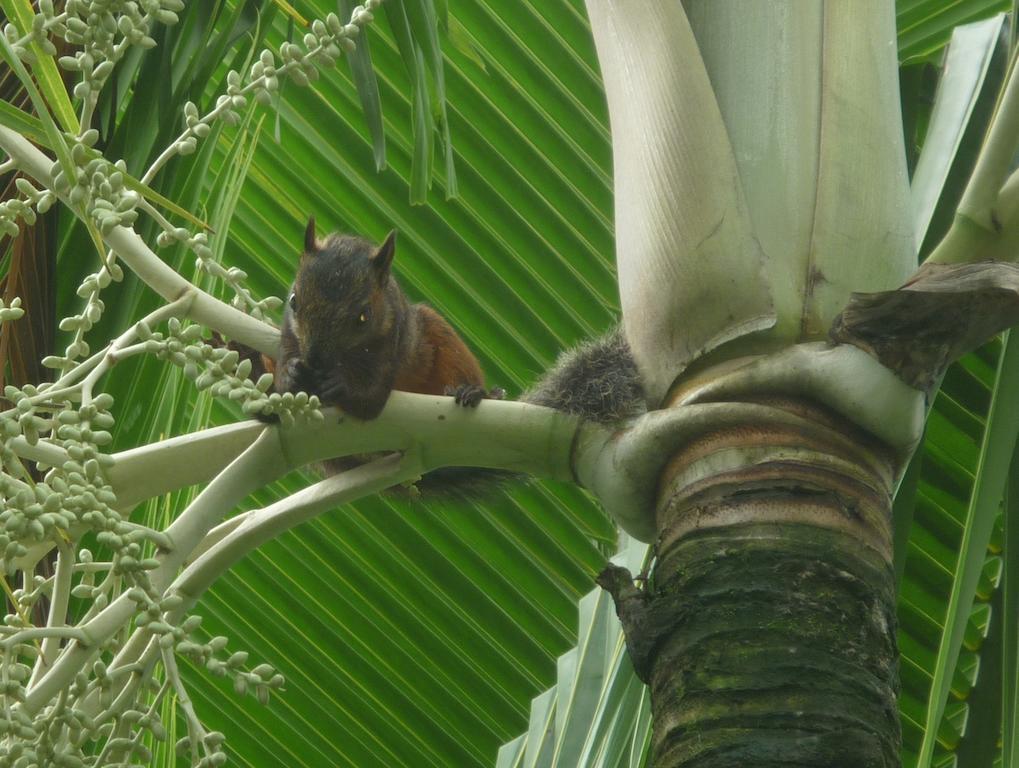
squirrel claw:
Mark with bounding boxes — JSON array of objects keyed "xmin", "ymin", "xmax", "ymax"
[{"xmin": 446, "ymin": 383, "xmax": 487, "ymax": 408}]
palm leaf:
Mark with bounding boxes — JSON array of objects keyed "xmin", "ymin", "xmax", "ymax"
[
  {"xmin": 896, "ymin": 15, "xmax": 1016, "ymax": 767},
  {"xmin": 496, "ymin": 536, "xmax": 649, "ymax": 768},
  {"xmin": 898, "ymin": 0, "xmax": 1011, "ymax": 63},
  {"xmin": 0, "ymin": 0, "xmax": 79, "ymax": 134},
  {"xmin": 1002, "ymin": 448, "xmax": 1019, "ymax": 767}
]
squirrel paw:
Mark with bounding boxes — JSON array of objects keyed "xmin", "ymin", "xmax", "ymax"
[
  {"xmin": 446, "ymin": 383, "xmax": 488, "ymax": 408},
  {"xmin": 280, "ymin": 357, "xmax": 317, "ymax": 394},
  {"xmin": 255, "ymin": 410, "xmax": 280, "ymax": 425}
]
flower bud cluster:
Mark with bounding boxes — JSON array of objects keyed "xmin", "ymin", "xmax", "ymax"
[
  {"xmin": 0, "ymin": 297, "xmax": 25, "ymax": 324},
  {"xmin": 135, "ymin": 318, "xmax": 322, "ymax": 425},
  {"xmin": 44, "ymin": 261, "xmax": 122, "ymax": 371},
  {"xmin": 170, "ymin": 0, "xmax": 382, "ymax": 141},
  {"xmin": 0, "ymin": 390, "xmax": 124, "ymax": 570},
  {"xmin": 6, "ymin": 0, "xmax": 190, "ymax": 103},
  {"xmin": 171, "ymin": 616, "xmax": 285, "ymax": 705},
  {"xmin": 49, "ymin": 133, "xmax": 139, "ymax": 236},
  {"xmin": 0, "ymin": 179, "xmax": 57, "ymax": 239},
  {"xmin": 0, "ymin": 652, "xmax": 159, "ymax": 766},
  {"xmin": 153, "ymin": 225, "xmax": 282, "ymax": 320}
]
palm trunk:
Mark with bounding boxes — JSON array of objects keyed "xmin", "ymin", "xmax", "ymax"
[
  {"xmin": 602, "ymin": 397, "xmax": 901, "ymax": 767},
  {"xmin": 658, "ymin": 400, "xmax": 898, "ymax": 765}
]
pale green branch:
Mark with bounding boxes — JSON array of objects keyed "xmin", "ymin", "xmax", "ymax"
[
  {"xmin": 0, "ymin": 626, "xmax": 88, "ymax": 650},
  {"xmin": 86, "ymin": 637, "xmax": 161, "ymax": 727},
  {"xmin": 98, "ymin": 457, "xmax": 419, "ymax": 720},
  {"xmin": 20, "ymin": 429, "xmax": 282, "ymax": 716},
  {"xmin": 6, "ymin": 437, "xmax": 66, "ymax": 469},
  {"xmin": 0, "ymin": 124, "xmax": 279, "ymax": 357},
  {"xmin": 107, "ymin": 421, "xmax": 267, "ymax": 510},
  {"xmin": 161, "ymin": 644, "xmax": 207, "ymax": 759},
  {"xmin": 107, "ymin": 394, "xmax": 579, "ymax": 512},
  {"xmin": 174, "ymin": 453, "xmax": 420, "ymax": 600},
  {"xmin": 29, "ymin": 540, "xmax": 73, "ymax": 686},
  {"xmin": 80, "ymin": 290, "xmax": 196, "ymax": 403}
]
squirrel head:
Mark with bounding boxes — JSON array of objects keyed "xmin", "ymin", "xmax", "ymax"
[{"xmin": 287, "ymin": 217, "xmax": 401, "ymax": 365}]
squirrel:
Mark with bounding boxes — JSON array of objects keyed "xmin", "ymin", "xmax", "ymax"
[
  {"xmin": 273, "ymin": 218, "xmax": 646, "ymax": 492},
  {"xmin": 276, "ymin": 217, "xmax": 503, "ymax": 420}
]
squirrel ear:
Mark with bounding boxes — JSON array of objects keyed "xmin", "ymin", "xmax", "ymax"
[
  {"xmin": 304, "ymin": 216, "xmax": 317, "ymax": 254},
  {"xmin": 372, "ymin": 229, "xmax": 397, "ymax": 278}
]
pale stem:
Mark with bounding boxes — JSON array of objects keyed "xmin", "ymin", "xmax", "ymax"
[
  {"xmin": 79, "ymin": 626, "xmax": 160, "ymax": 721},
  {"xmin": 162, "ymin": 644, "xmax": 207, "ymax": 759},
  {"xmin": 7, "ymin": 437, "xmax": 68, "ymax": 468},
  {"xmin": 20, "ymin": 429, "xmax": 283, "ymax": 715},
  {"xmin": 140, "ymin": 31, "xmax": 348, "ymax": 186},
  {"xmin": 106, "ymin": 395, "xmax": 578, "ymax": 515},
  {"xmin": 91, "ymin": 676, "xmax": 170, "ymax": 767},
  {"xmin": 12, "ymin": 561, "xmax": 111, "ymax": 601},
  {"xmin": 83, "ymin": 457, "xmax": 417, "ymax": 720},
  {"xmin": 86, "ymin": 636, "xmax": 160, "ymax": 727},
  {"xmin": 173, "ymin": 453, "xmax": 420, "ymax": 600},
  {"xmin": 0, "ymin": 124, "xmax": 279, "ymax": 357},
  {"xmin": 0, "ymin": 626, "xmax": 88, "ymax": 649},
  {"xmin": 79, "ymin": 289, "xmax": 196, "ymax": 403},
  {"xmin": 957, "ymin": 53, "xmax": 1019, "ymax": 228},
  {"xmin": 29, "ymin": 539, "xmax": 74, "ymax": 687},
  {"xmin": 78, "ymin": 35, "xmax": 133, "ymax": 131},
  {"xmin": 42, "ymin": 348, "xmax": 106, "ymax": 391},
  {"xmin": 103, "ymin": 225, "xmax": 278, "ymax": 356},
  {"xmin": 107, "ymin": 421, "xmax": 267, "ymax": 511}
]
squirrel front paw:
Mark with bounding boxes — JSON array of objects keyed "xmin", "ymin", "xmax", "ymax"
[
  {"xmin": 280, "ymin": 357, "xmax": 316, "ymax": 394},
  {"xmin": 445, "ymin": 383, "xmax": 501, "ymax": 408},
  {"xmin": 318, "ymin": 374, "xmax": 388, "ymax": 420}
]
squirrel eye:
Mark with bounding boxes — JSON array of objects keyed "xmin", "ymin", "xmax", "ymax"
[
  {"xmin": 289, "ymin": 292, "xmax": 297, "ymax": 311},
  {"xmin": 359, "ymin": 307, "xmax": 370, "ymax": 323}
]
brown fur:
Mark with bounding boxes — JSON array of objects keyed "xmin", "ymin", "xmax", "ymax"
[{"xmin": 393, "ymin": 305, "xmax": 484, "ymax": 394}]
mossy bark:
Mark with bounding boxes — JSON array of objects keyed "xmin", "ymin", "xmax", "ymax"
[{"xmin": 601, "ymin": 399, "xmax": 900, "ymax": 767}]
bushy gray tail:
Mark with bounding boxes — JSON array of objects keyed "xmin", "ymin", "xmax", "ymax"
[{"xmin": 521, "ymin": 328, "xmax": 646, "ymax": 423}]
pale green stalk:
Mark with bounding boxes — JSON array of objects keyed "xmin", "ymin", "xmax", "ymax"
[
  {"xmin": 0, "ymin": 124, "xmax": 278, "ymax": 357},
  {"xmin": 29, "ymin": 540, "xmax": 73, "ymax": 686}
]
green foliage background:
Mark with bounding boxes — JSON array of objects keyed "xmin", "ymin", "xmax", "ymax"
[{"xmin": 3, "ymin": 0, "xmax": 1014, "ymax": 765}]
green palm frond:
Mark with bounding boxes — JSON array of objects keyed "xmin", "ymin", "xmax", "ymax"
[
  {"xmin": 23, "ymin": 1, "xmax": 1019, "ymax": 766},
  {"xmin": 898, "ymin": 0, "xmax": 1011, "ymax": 63}
]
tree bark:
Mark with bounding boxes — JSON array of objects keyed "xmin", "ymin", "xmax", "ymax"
[{"xmin": 602, "ymin": 397, "xmax": 900, "ymax": 767}]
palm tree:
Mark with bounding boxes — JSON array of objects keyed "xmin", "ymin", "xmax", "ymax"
[{"xmin": 0, "ymin": 1, "xmax": 1016, "ymax": 767}]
